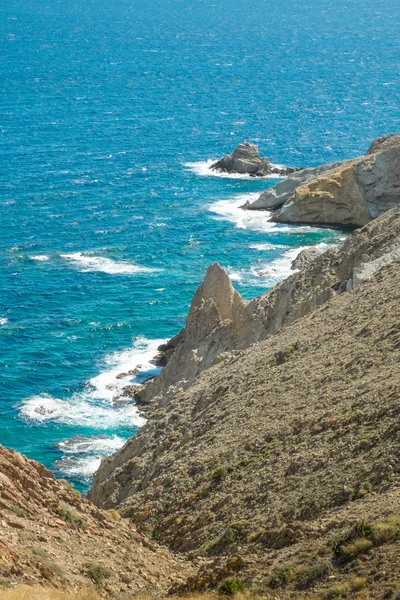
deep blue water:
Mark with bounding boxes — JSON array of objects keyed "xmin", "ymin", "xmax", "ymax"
[{"xmin": 1, "ymin": 0, "xmax": 400, "ymax": 489}]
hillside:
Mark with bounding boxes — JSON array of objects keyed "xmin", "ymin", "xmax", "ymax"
[
  {"xmin": 0, "ymin": 445, "xmax": 192, "ymax": 596},
  {"xmin": 89, "ymin": 209, "xmax": 400, "ymax": 597}
]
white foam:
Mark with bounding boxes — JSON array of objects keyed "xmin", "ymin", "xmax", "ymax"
[
  {"xmin": 54, "ymin": 434, "xmax": 126, "ymax": 481},
  {"xmin": 0, "ymin": 318, "xmax": 8, "ymax": 326},
  {"xmin": 20, "ymin": 336, "xmax": 165, "ymax": 428},
  {"xmin": 209, "ymin": 193, "xmax": 287, "ymax": 232},
  {"xmin": 55, "ymin": 455, "xmax": 103, "ymax": 481},
  {"xmin": 60, "ymin": 252, "xmax": 156, "ymax": 275},
  {"xmin": 30, "ymin": 255, "xmax": 49, "ymax": 261},
  {"xmin": 58, "ymin": 434, "xmax": 125, "ymax": 456},
  {"xmin": 250, "ymin": 243, "xmax": 286, "ymax": 251},
  {"xmin": 19, "ymin": 393, "xmax": 146, "ymax": 428},
  {"xmin": 184, "ymin": 160, "xmax": 284, "ymax": 180},
  {"xmin": 229, "ymin": 242, "xmax": 336, "ymax": 288}
]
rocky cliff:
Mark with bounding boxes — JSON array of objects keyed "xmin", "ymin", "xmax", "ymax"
[
  {"xmin": 246, "ymin": 134, "xmax": 400, "ymax": 227},
  {"xmin": 0, "ymin": 445, "xmax": 191, "ymax": 596},
  {"xmin": 88, "ymin": 206, "xmax": 400, "ymax": 596},
  {"xmin": 126, "ymin": 205, "xmax": 400, "ymax": 408}
]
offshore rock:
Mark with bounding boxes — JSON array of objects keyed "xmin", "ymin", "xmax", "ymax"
[{"xmin": 211, "ymin": 141, "xmax": 293, "ymax": 177}]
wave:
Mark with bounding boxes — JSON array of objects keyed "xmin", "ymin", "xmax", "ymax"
[
  {"xmin": 0, "ymin": 318, "xmax": 8, "ymax": 326},
  {"xmin": 228, "ymin": 242, "xmax": 337, "ymax": 288},
  {"xmin": 209, "ymin": 193, "xmax": 290, "ymax": 233},
  {"xmin": 20, "ymin": 336, "xmax": 164, "ymax": 427},
  {"xmin": 184, "ymin": 160, "xmax": 284, "ymax": 180},
  {"xmin": 30, "ymin": 255, "xmax": 50, "ymax": 261},
  {"xmin": 54, "ymin": 434, "xmax": 125, "ymax": 483},
  {"xmin": 60, "ymin": 252, "xmax": 157, "ymax": 275}
]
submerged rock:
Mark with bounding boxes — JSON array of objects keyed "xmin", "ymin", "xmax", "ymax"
[{"xmin": 211, "ymin": 141, "xmax": 294, "ymax": 177}]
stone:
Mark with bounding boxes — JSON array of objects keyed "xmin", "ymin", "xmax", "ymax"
[{"xmin": 211, "ymin": 141, "xmax": 290, "ymax": 177}]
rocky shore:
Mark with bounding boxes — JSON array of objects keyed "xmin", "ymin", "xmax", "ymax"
[
  {"xmin": 245, "ymin": 133, "xmax": 400, "ymax": 227},
  {"xmin": 2, "ymin": 134, "xmax": 400, "ymax": 599}
]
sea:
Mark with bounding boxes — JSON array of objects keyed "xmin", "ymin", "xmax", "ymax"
[{"xmin": 1, "ymin": 0, "xmax": 400, "ymax": 490}]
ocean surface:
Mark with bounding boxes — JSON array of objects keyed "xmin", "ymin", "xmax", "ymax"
[{"xmin": 1, "ymin": 0, "xmax": 400, "ymax": 490}]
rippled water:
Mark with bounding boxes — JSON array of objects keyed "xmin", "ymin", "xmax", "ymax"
[{"xmin": 1, "ymin": 0, "xmax": 399, "ymax": 489}]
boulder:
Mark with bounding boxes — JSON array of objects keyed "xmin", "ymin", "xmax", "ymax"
[{"xmin": 211, "ymin": 141, "xmax": 293, "ymax": 177}]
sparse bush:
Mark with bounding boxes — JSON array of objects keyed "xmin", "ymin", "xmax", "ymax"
[
  {"xmin": 58, "ymin": 507, "xmax": 86, "ymax": 530},
  {"xmin": 350, "ymin": 576, "xmax": 367, "ymax": 591},
  {"xmin": 83, "ymin": 563, "xmax": 112, "ymax": 588},
  {"xmin": 105, "ymin": 509, "xmax": 121, "ymax": 522},
  {"xmin": 296, "ymin": 559, "xmax": 331, "ymax": 589},
  {"xmin": 212, "ymin": 468, "xmax": 226, "ymax": 482},
  {"xmin": 265, "ymin": 565, "xmax": 296, "ymax": 588},
  {"xmin": 10, "ymin": 506, "xmax": 28, "ymax": 518},
  {"xmin": 371, "ymin": 520, "xmax": 400, "ymax": 545},
  {"xmin": 322, "ymin": 585, "xmax": 349, "ymax": 599},
  {"xmin": 340, "ymin": 536, "xmax": 373, "ymax": 560},
  {"xmin": 218, "ymin": 578, "xmax": 245, "ymax": 595}
]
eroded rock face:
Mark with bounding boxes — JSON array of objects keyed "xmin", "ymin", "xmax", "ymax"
[
  {"xmin": 127, "ymin": 207, "xmax": 400, "ymax": 411},
  {"xmin": 0, "ymin": 445, "xmax": 191, "ymax": 594},
  {"xmin": 245, "ymin": 161, "xmax": 344, "ymax": 211},
  {"xmin": 135, "ymin": 263, "xmax": 263, "ymax": 406},
  {"xmin": 246, "ymin": 133, "xmax": 400, "ymax": 227},
  {"xmin": 211, "ymin": 141, "xmax": 292, "ymax": 177}
]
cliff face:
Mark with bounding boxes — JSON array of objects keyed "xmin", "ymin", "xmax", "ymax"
[
  {"xmin": 246, "ymin": 133, "xmax": 400, "ymax": 227},
  {"xmin": 88, "ymin": 214, "xmax": 400, "ymax": 593},
  {"xmin": 89, "ymin": 204, "xmax": 400, "ymax": 523},
  {"xmin": 0, "ymin": 445, "xmax": 191, "ymax": 595},
  {"xmin": 129, "ymin": 206, "xmax": 400, "ymax": 408}
]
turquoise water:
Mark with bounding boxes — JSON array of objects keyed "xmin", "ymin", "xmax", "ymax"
[{"xmin": 1, "ymin": 0, "xmax": 400, "ymax": 489}]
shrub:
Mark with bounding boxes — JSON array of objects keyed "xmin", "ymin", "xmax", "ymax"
[
  {"xmin": 83, "ymin": 563, "xmax": 112, "ymax": 588},
  {"xmin": 212, "ymin": 468, "xmax": 226, "ymax": 482},
  {"xmin": 105, "ymin": 509, "xmax": 121, "ymax": 522},
  {"xmin": 58, "ymin": 507, "xmax": 86, "ymax": 530},
  {"xmin": 10, "ymin": 506, "xmax": 28, "ymax": 518},
  {"xmin": 265, "ymin": 565, "xmax": 296, "ymax": 588},
  {"xmin": 340, "ymin": 536, "xmax": 373, "ymax": 560},
  {"xmin": 350, "ymin": 577, "xmax": 367, "ymax": 591},
  {"xmin": 296, "ymin": 559, "xmax": 332, "ymax": 589},
  {"xmin": 322, "ymin": 585, "xmax": 348, "ymax": 599},
  {"xmin": 218, "ymin": 578, "xmax": 245, "ymax": 595},
  {"xmin": 371, "ymin": 520, "xmax": 399, "ymax": 545}
]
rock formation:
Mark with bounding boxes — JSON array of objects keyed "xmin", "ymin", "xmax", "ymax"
[
  {"xmin": 0, "ymin": 445, "xmax": 191, "ymax": 595},
  {"xmin": 246, "ymin": 133, "xmax": 400, "ymax": 227},
  {"xmin": 89, "ymin": 207, "xmax": 400, "ymax": 596},
  {"xmin": 210, "ymin": 141, "xmax": 294, "ymax": 177},
  {"xmin": 128, "ymin": 206, "xmax": 400, "ymax": 408}
]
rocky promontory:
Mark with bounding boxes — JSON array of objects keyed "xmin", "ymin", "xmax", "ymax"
[
  {"xmin": 245, "ymin": 133, "xmax": 400, "ymax": 226},
  {"xmin": 89, "ymin": 206, "xmax": 400, "ymax": 598},
  {"xmin": 210, "ymin": 141, "xmax": 295, "ymax": 177}
]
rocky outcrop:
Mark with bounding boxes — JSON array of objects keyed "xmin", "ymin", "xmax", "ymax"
[
  {"xmin": 131, "ymin": 206, "xmax": 400, "ymax": 408},
  {"xmin": 135, "ymin": 263, "xmax": 263, "ymax": 406},
  {"xmin": 90, "ymin": 207, "xmax": 400, "ymax": 517},
  {"xmin": 246, "ymin": 133, "xmax": 400, "ymax": 227},
  {"xmin": 88, "ymin": 221, "xmax": 400, "ymax": 597},
  {"xmin": 211, "ymin": 141, "xmax": 295, "ymax": 177},
  {"xmin": 0, "ymin": 444, "xmax": 191, "ymax": 595},
  {"xmin": 245, "ymin": 161, "xmax": 344, "ymax": 210}
]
